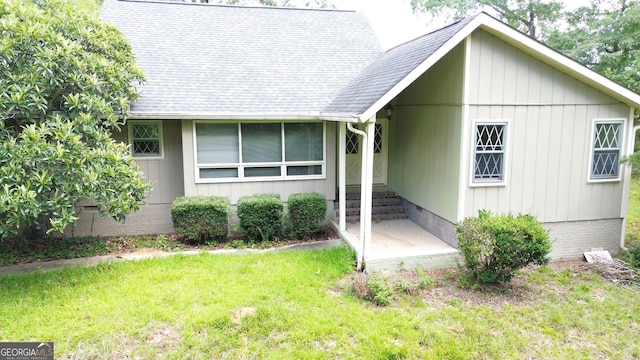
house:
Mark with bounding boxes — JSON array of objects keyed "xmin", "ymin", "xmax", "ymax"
[{"xmin": 78, "ymin": 0, "xmax": 640, "ymax": 270}]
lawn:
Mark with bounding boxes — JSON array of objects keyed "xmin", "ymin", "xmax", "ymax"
[{"xmin": 1, "ymin": 247, "xmax": 639, "ymax": 359}]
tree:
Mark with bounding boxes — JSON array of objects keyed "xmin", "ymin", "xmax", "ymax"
[
  {"xmin": 0, "ymin": 0, "xmax": 152, "ymax": 238},
  {"xmin": 411, "ymin": 0, "xmax": 564, "ymax": 40},
  {"xmin": 547, "ymin": 0, "xmax": 640, "ymax": 94}
]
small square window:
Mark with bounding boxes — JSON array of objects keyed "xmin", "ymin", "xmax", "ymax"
[{"xmin": 130, "ymin": 121, "xmax": 163, "ymax": 158}]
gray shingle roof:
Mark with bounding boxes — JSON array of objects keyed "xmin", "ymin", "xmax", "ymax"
[
  {"xmin": 101, "ymin": 0, "xmax": 382, "ymax": 116},
  {"xmin": 323, "ymin": 15, "xmax": 478, "ymax": 115}
]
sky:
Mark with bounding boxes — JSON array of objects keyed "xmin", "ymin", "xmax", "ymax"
[
  {"xmin": 329, "ymin": 0, "xmax": 429, "ymax": 50},
  {"xmin": 328, "ymin": 0, "xmax": 591, "ymax": 50}
]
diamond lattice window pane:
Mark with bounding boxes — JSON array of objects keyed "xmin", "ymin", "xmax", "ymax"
[
  {"xmin": 133, "ymin": 140, "xmax": 160, "ymax": 155},
  {"xmin": 594, "ymin": 123, "xmax": 620, "ymax": 149},
  {"xmin": 374, "ymin": 124, "xmax": 383, "ymax": 153},
  {"xmin": 346, "ymin": 127, "xmax": 359, "ymax": 154},
  {"xmin": 592, "ymin": 150, "xmax": 619, "ymax": 177},
  {"xmin": 475, "ymin": 125, "xmax": 504, "ymax": 151},
  {"xmin": 475, "ymin": 153, "xmax": 503, "ymax": 179},
  {"xmin": 132, "ymin": 124, "xmax": 159, "ymax": 139}
]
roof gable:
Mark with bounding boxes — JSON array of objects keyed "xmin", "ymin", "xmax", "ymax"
[
  {"xmin": 101, "ymin": 0, "xmax": 382, "ymax": 117},
  {"xmin": 323, "ymin": 12, "xmax": 640, "ymax": 120}
]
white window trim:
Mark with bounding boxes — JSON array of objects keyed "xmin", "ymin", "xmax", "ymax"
[
  {"xmin": 469, "ymin": 119, "xmax": 510, "ymax": 188},
  {"xmin": 587, "ymin": 118, "xmax": 625, "ymax": 183},
  {"xmin": 193, "ymin": 121, "xmax": 326, "ymax": 183},
  {"xmin": 128, "ymin": 120, "xmax": 164, "ymax": 160}
]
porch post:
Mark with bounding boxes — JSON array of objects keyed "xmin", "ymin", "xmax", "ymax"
[
  {"xmin": 363, "ymin": 119, "xmax": 376, "ymax": 258},
  {"xmin": 338, "ymin": 122, "xmax": 347, "ymax": 232}
]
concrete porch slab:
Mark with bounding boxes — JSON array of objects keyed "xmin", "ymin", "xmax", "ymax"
[{"xmin": 343, "ymin": 219, "xmax": 461, "ymax": 272}]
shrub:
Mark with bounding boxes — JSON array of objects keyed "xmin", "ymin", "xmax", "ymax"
[
  {"xmin": 286, "ymin": 192, "xmax": 327, "ymax": 239},
  {"xmin": 171, "ymin": 196, "xmax": 229, "ymax": 244},
  {"xmin": 624, "ymin": 243, "xmax": 640, "ymax": 268},
  {"xmin": 237, "ymin": 194, "xmax": 284, "ymax": 242},
  {"xmin": 457, "ymin": 210, "xmax": 551, "ymax": 284}
]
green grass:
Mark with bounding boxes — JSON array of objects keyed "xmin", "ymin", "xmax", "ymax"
[
  {"xmin": 1, "ymin": 247, "xmax": 639, "ymax": 359},
  {"xmin": 626, "ymin": 177, "xmax": 640, "ymax": 245}
]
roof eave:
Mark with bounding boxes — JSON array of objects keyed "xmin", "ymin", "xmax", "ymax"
[
  {"xmin": 129, "ymin": 111, "xmax": 324, "ymax": 121},
  {"xmin": 356, "ymin": 12, "xmax": 640, "ymax": 120}
]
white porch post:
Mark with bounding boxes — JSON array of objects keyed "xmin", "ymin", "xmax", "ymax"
[
  {"xmin": 363, "ymin": 119, "xmax": 376, "ymax": 258},
  {"xmin": 338, "ymin": 122, "xmax": 347, "ymax": 232}
]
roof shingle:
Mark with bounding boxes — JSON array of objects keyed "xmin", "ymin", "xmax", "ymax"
[
  {"xmin": 100, "ymin": 0, "xmax": 382, "ymax": 116},
  {"xmin": 323, "ymin": 15, "xmax": 477, "ymax": 115}
]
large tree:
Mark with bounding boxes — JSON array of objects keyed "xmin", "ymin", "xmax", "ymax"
[
  {"xmin": 547, "ymin": 0, "xmax": 640, "ymax": 94},
  {"xmin": 411, "ymin": 0, "xmax": 564, "ymax": 40},
  {"xmin": 0, "ymin": 0, "xmax": 152, "ymax": 238}
]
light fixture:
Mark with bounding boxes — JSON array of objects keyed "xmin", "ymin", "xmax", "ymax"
[{"xmin": 385, "ymin": 103, "xmax": 394, "ymax": 121}]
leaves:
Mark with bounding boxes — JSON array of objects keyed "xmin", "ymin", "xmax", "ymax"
[{"xmin": 0, "ymin": 0, "xmax": 151, "ymax": 238}]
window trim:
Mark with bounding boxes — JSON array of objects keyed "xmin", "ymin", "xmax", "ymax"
[
  {"xmin": 193, "ymin": 121, "xmax": 326, "ymax": 183},
  {"xmin": 469, "ymin": 119, "xmax": 509, "ymax": 187},
  {"xmin": 587, "ymin": 118, "xmax": 625, "ymax": 183},
  {"xmin": 128, "ymin": 120, "xmax": 164, "ymax": 159}
]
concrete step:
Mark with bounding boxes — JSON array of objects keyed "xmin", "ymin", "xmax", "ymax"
[
  {"xmin": 335, "ymin": 192, "xmax": 408, "ymax": 223},
  {"xmin": 365, "ymin": 251, "xmax": 462, "ymax": 272}
]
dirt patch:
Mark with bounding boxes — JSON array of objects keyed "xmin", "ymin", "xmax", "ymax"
[
  {"xmin": 339, "ymin": 261, "xmax": 609, "ymax": 309},
  {"xmin": 146, "ymin": 322, "xmax": 181, "ymax": 357}
]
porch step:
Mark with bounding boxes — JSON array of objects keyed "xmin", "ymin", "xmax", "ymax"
[
  {"xmin": 365, "ymin": 251, "xmax": 462, "ymax": 272},
  {"xmin": 335, "ymin": 192, "xmax": 408, "ymax": 223}
]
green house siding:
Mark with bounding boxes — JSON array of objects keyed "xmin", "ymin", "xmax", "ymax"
[
  {"xmin": 390, "ymin": 43, "xmax": 465, "ymax": 224},
  {"xmin": 464, "ymin": 29, "xmax": 631, "ymax": 222}
]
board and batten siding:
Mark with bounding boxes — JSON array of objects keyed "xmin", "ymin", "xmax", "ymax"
[
  {"xmin": 181, "ymin": 120, "xmax": 336, "ymax": 204},
  {"xmin": 390, "ymin": 43, "xmax": 465, "ymax": 223},
  {"xmin": 464, "ymin": 29, "xmax": 632, "ymax": 223},
  {"xmin": 67, "ymin": 119, "xmax": 184, "ymax": 236}
]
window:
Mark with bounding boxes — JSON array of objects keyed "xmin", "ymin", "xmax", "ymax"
[
  {"xmin": 473, "ymin": 122, "xmax": 507, "ymax": 183},
  {"xmin": 590, "ymin": 120, "xmax": 623, "ymax": 180},
  {"xmin": 129, "ymin": 121, "xmax": 163, "ymax": 158},
  {"xmin": 194, "ymin": 122, "xmax": 325, "ymax": 182}
]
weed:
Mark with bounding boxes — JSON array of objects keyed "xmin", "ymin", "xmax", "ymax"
[
  {"xmin": 368, "ymin": 275, "xmax": 393, "ymax": 306},
  {"xmin": 416, "ymin": 268, "xmax": 434, "ymax": 290}
]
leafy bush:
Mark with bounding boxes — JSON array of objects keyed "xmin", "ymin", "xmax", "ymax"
[
  {"xmin": 171, "ymin": 196, "xmax": 229, "ymax": 244},
  {"xmin": 286, "ymin": 192, "xmax": 327, "ymax": 239},
  {"xmin": 237, "ymin": 194, "xmax": 283, "ymax": 242},
  {"xmin": 457, "ymin": 210, "xmax": 551, "ymax": 284}
]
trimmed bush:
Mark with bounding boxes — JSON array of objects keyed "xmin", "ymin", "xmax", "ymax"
[
  {"xmin": 457, "ymin": 210, "xmax": 551, "ymax": 284},
  {"xmin": 171, "ymin": 196, "xmax": 229, "ymax": 244},
  {"xmin": 237, "ymin": 194, "xmax": 283, "ymax": 242},
  {"xmin": 287, "ymin": 192, "xmax": 327, "ymax": 239}
]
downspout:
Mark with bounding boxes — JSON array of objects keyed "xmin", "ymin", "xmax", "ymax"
[
  {"xmin": 621, "ymin": 123, "xmax": 640, "ymax": 251},
  {"xmin": 347, "ymin": 122, "xmax": 368, "ymax": 270}
]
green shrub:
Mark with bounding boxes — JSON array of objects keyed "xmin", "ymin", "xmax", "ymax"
[
  {"xmin": 171, "ymin": 196, "xmax": 229, "ymax": 244},
  {"xmin": 457, "ymin": 210, "xmax": 551, "ymax": 284},
  {"xmin": 237, "ymin": 194, "xmax": 284, "ymax": 242},
  {"xmin": 286, "ymin": 192, "xmax": 327, "ymax": 239},
  {"xmin": 624, "ymin": 243, "xmax": 640, "ymax": 268}
]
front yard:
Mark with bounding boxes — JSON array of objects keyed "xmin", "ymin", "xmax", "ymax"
[{"xmin": 1, "ymin": 247, "xmax": 639, "ymax": 359}]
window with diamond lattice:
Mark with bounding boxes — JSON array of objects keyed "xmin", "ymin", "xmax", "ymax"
[
  {"xmin": 591, "ymin": 121, "xmax": 623, "ymax": 179},
  {"xmin": 473, "ymin": 123, "xmax": 506, "ymax": 182},
  {"xmin": 130, "ymin": 121, "xmax": 162, "ymax": 158},
  {"xmin": 345, "ymin": 124, "xmax": 382, "ymax": 154},
  {"xmin": 346, "ymin": 126, "xmax": 359, "ymax": 154},
  {"xmin": 374, "ymin": 124, "xmax": 382, "ymax": 153}
]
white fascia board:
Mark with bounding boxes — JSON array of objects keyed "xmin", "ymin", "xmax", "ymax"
[
  {"xmin": 129, "ymin": 112, "xmax": 323, "ymax": 121},
  {"xmin": 357, "ymin": 15, "xmax": 487, "ymax": 122},
  {"xmin": 478, "ymin": 16, "xmax": 640, "ymax": 109},
  {"xmin": 319, "ymin": 113, "xmax": 361, "ymax": 122}
]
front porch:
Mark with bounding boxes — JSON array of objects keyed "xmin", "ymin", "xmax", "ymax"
[{"xmin": 333, "ymin": 218, "xmax": 461, "ymax": 272}]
